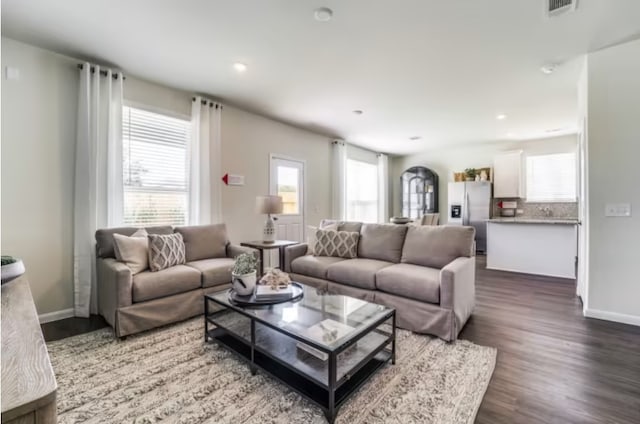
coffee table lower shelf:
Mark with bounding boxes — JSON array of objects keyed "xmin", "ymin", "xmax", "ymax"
[{"xmin": 206, "ymin": 327, "xmax": 392, "ymax": 423}]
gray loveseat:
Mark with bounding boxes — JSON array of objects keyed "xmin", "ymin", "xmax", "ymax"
[
  {"xmin": 284, "ymin": 221, "xmax": 476, "ymax": 341},
  {"xmin": 96, "ymin": 223, "xmax": 253, "ymax": 337}
]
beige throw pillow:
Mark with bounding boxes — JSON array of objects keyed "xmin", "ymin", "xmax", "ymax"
[
  {"xmin": 314, "ymin": 228, "xmax": 359, "ymax": 259},
  {"xmin": 148, "ymin": 233, "xmax": 186, "ymax": 272},
  {"xmin": 113, "ymin": 229, "xmax": 149, "ymax": 275}
]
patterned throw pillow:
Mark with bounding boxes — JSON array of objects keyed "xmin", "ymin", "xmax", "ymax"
[
  {"xmin": 314, "ymin": 229, "xmax": 359, "ymax": 259},
  {"xmin": 148, "ymin": 233, "xmax": 186, "ymax": 272}
]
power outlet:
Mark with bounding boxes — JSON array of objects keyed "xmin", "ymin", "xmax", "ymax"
[{"xmin": 605, "ymin": 203, "xmax": 631, "ymax": 217}]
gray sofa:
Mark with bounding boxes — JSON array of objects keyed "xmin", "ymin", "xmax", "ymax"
[
  {"xmin": 95, "ymin": 223, "xmax": 253, "ymax": 337},
  {"xmin": 284, "ymin": 221, "xmax": 476, "ymax": 341}
]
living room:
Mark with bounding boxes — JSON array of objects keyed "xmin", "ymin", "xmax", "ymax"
[{"xmin": 1, "ymin": 1, "xmax": 639, "ymax": 423}]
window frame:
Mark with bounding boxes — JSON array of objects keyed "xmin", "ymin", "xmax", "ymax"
[
  {"xmin": 121, "ymin": 102, "xmax": 192, "ymax": 226},
  {"xmin": 525, "ymin": 152, "xmax": 577, "ymax": 203}
]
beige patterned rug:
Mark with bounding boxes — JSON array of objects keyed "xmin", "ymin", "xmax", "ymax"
[{"xmin": 47, "ymin": 318, "xmax": 496, "ymax": 424}]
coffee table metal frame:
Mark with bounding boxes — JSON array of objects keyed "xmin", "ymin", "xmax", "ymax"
[{"xmin": 204, "ymin": 291, "xmax": 396, "ymax": 424}]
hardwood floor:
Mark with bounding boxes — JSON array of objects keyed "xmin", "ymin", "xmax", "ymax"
[
  {"xmin": 41, "ymin": 257, "xmax": 640, "ymax": 423},
  {"xmin": 463, "ymin": 256, "xmax": 640, "ymax": 424}
]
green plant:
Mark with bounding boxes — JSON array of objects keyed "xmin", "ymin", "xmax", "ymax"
[
  {"xmin": 464, "ymin": 168, "xmax": 477, "ymax": 178},
  {"xmin": 1, "ymin": 256, "xmax": 17, "ymax": 266},
  {"xmin": 232, "ymin": 253, "xmax": 258, "ymax": 275}
]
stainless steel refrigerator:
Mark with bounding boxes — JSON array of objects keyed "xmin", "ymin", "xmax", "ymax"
[{"xmin": 447, "ymin": 181, "xmax": 492, "ymax": 253}]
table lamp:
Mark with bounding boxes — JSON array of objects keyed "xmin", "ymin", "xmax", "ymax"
[{"xmin": 256, "ymin": 195, "xmax": 283, "ymax": 243}]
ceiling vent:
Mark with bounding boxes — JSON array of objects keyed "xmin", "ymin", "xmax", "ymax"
[{"xmin": 546, "ymin": 0, "xmax": 577, "ymax": 17}]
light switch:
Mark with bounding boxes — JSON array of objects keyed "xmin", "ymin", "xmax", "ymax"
[{"xmin": 605, "ymin": 203, "xmax": 632, "ymax": 217}]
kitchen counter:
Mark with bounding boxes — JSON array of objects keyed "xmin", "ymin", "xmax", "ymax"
[{"xmin": 487, "ymin": 218, "xmax": 579, "ymax": 225}]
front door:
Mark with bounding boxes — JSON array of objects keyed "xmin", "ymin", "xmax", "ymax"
[{"xmin": 268, "ymin": 155, "xmax": 305, "ymax": 269}]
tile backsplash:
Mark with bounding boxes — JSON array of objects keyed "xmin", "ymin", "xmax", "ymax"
[{"xmin": 492, "ymin": 199, "xmax": 578, "ymax": 219}]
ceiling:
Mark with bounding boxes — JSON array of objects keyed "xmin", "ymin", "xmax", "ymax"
[{"xmin": 2, "ymin": 1, "xmax": 640, "ymax": 155}]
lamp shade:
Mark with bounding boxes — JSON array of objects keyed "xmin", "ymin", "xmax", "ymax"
[{"xmin": 256, "ymin": 195, "xmax": 283, "ymax": 214}]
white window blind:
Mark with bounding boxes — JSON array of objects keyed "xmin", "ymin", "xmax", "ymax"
[
  {"xmin": 346, "ymin": 159, "xmax": 379, "ymax": 223},
  {"xmin": 526, "ymin": 153, "xmax": 577, "ymax": 202},
  {"xmin": 122, "ymin": 106, "xmax": 191, "ymax": 226}
]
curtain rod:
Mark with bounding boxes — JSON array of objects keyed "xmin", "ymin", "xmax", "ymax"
[
  {"xmin": 192, "ymin": 97, "xmax": 223, "ymax": 109},
  {"xmin": 76, "ymin": 64, "xmax": 125, "ymax": 80}
]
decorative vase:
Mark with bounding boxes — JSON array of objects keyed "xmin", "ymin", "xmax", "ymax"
[
  {"xmin": 480, "ymin": 170, "xmax": 488, "ymax": 181},
  {"xmin": 1, "ymin": 259, "xmax": 25, "ymax": 285},
  {"xmin": 232, "ymin": 271, "xmax": 257, "ymax": 296},
  {"xmin": 475, "ymin": 174, "xmax": 481, "ymax": 181}
]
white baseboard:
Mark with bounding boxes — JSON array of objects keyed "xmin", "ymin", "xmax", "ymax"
[
  {"xmin": 39, "ymin": 308, "xmax": 74, "ymax": 324},
  {"xmin": 584, "ymin": 308, "xmax": 640, "ymax": 327}
]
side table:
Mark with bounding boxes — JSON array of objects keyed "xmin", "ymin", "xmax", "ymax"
[{"xmin": 240, "ymin": 240, "xmax": 299, "ymax": 276}]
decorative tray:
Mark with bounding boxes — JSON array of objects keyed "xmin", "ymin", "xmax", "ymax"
[{"xmin": 228, "ymin": 282, "xmax": 304, "ymax": 307}]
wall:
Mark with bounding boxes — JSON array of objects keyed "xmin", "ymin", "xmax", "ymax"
[
  {"xmin": 391, "ymin": 134, "xmax": 577, "ymax": 223},
  {"xmin": 585, "ymin": 38, "xmax": 640, "ymax": 323},
  {"xmin": 1, "ymin": 37, "xmax": 332, "ymax": 316},
  {"xmin": 1, "ymin": 38, "xmax": 78, "ymax": 315}
]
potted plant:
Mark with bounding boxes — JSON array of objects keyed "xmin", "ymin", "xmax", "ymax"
[
  {"xmin": 464, "ymin": 168, "xmax": 476, "ymax": 181},
  {"xmin": 1, "ymin": 255, "xmax": 25, "ymax": 285},
  {"xmin": 231, "ymin": 253, "xmax": 259, "ymax": 296}
]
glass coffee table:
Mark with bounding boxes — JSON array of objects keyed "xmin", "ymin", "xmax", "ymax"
[{"xmin": 204, "ymin": 284, "xmax": 396, "ymax": 423}]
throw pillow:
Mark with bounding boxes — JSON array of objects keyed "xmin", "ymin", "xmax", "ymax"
[
  {"xmin": 314, "ymin": 229, "xmax": 359, "ymax": 259},
  {"xmin": 307, "ymin": 222, "xmax": 338, "ymax": 255},
  {"xmin": 148, "ymin": 233, "xmax": 186, "ymax": 272},
  {"xmin": 113, "ymin": 229, "xmax": 149, "ymax": 274}
]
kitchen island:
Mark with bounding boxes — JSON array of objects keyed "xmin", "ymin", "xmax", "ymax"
[{"xmin": 486, "ymin": 218, "xmax": 579, "ymax": 278}]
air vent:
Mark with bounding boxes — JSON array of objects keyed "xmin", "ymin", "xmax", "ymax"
[{"xmin": 546, "ymin": 0, "xmax": 577, "ymax": 17}]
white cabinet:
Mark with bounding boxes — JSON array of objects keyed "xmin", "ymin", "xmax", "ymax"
[
  {"xmin": 493, "ymin": 151, "xmax": 523, "ymax": 198},
  {"xmin": 487, "ymin": 222, "xmax": 577, "ymax": 278}
]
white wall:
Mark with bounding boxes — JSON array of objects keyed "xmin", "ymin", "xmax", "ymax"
[
  {"xmin": 391, "ymin": 134, "xmax": 577, "ymax": 222},
  {"xmin": 1, "ymin": 38, "xmax": 78, "ymax": 315},
  {"xmin": 585, "ymin": 38, "xmax": 640, "ymax": 323},
  {"xmin": 1, "ymin": 37, "xmax": 332, "ymax": 315}
]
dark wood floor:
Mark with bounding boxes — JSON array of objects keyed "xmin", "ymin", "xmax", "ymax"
[{"xmin": 42, "ymin": 257, "xmax": 640, "ymax": 423}]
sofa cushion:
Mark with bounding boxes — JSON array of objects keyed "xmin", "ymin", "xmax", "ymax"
[
  {"xmin": 148, "ymin": 233, "xmax": 186, "ymax": 272},
  {"xmin": 358, "ymin": 224, "xmax": 407, "ymax": 263},
  {"xmin": 174, "ymin": 224, "xmax": 229, "ymax": 262},
  {"xmin": 291, "ymin": 255, "xmax": 347, "ymax": 279},
  {"xmin": 376, "ymin": 263, "xmax": 440, "ymax": 304},
  {"xmin": 185, "ymin": 258, "xmax": 235, "ymax": 288},
  {"xmin": 96, "ymin": 226, "xmax": 173, "ymax": 259},
  {"xmin": 318, "ymin": 220, "xmax": 362, "ymax": 233},
  {"xmin": 132, "ymin": 265, "xmax": 201, "ymax": 302},
  {"xmin": 401, "ymin": 225, "xmax": 475, "ymax": 269},
  {"xmin": 113, "ymin": 229, "xmax": 149, "ymax": 274},
  {"xmin": 314, "ymin": 229, "xmax": 359, "ymax": 259},
  {"xmin": 326, "ymin": 258, "xmax": 393, "ymax": 290}
]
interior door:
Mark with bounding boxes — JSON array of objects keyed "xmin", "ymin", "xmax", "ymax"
[{"xmin": 270, "ymin": 155, "xmax": 305, "ymax": 242}]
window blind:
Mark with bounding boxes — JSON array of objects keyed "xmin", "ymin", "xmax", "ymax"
[
  {"xmin": 526, "ymin": 153, "xmax": 577, "ymax": 202},
  {"xmin": 122, "ymin": 106, "xmax": 191, "ymax": 226},
  {"xmin": 346, "ymin": 159, "xmax": 379, "ymax": 223}
]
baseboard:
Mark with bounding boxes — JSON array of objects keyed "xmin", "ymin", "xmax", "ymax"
[
  {"xmin": 38, "ymin": 308, "xmax": 74, "ymax": 324},
  {"xmin": 584, "ymin": 308, "xmax": 640, "ymax": 327}
]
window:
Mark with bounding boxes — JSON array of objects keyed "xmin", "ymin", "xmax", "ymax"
[
  {"xmin": 346, "ymin": 159, "xmax": 378, "ymax": 222},
  {"xmin": 122, "ymin": 106, "xmax": 191, "ymax": 225},
  {"xmin": 276, "ymin": 165, "xmax": 300, "ymax": 214},
  {"xmin": 526, "ymin": 153, "xmax": 577, "ymax": 202}
]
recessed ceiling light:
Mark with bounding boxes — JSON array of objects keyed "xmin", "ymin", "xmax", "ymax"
[
  {"xmin": 352, "ymin": 110, "xmax": 363, "ymax": 115},
  {"xmin": 506, "ymin": 132, "xmax": 516, "ymax": 137},
  {"xmin": 233, "ymin": 62, "xmax": 247, "ymax": 73},
  {"xmin": 314, "ymin": 7, "xmax": 333, "ymax": 22},
  {"xmin": 409, "ymin": 136, "xmax": 422, "ymax": 141},
  {"xmin": 540, "ymin": 64, "xmax": 556, "ymax": 75},
  {"xmin": 496, "ymin": 114, "xmax": 507, "ymax": 120}
]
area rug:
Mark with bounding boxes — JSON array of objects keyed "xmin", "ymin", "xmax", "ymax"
[{"xmin": 47, "ymin": 318, "xmax": 496, "ymax": 424}]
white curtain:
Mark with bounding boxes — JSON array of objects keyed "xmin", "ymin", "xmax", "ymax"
[
  {"xmin": 190, "ymin": 97, "xmax": 223, "ymax": 224},
  {"xmin": 378, "ymin": 153, "xmax": 389, "ymax": 223},
  {"xmin": 332, "ymin": 140, "xmax": 347, "ymax": 220},
  {"xmin": 74, "ymin": 63, "xmax": 124, "ymax": 317}
]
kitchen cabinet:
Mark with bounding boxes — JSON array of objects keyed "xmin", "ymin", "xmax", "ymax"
[
  {"xmin": 493, "ymin": 151, "xmax": 523, "ymax": 198},
  {"xmin": 486, "ymin": 220, "xmax": 578, "ymax": 278}
]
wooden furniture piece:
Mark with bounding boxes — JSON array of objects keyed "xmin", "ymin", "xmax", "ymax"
[
  {"xmin": 400, "ymin": 166, "xmax": 439, "ymax": 219},
  {"xmin": 240, "ymin": 240, "xmax": 299, "ymax": 276},
  {"xmin": 1, "ymin": 276, "xmax": 57, "ymax": 424}
]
